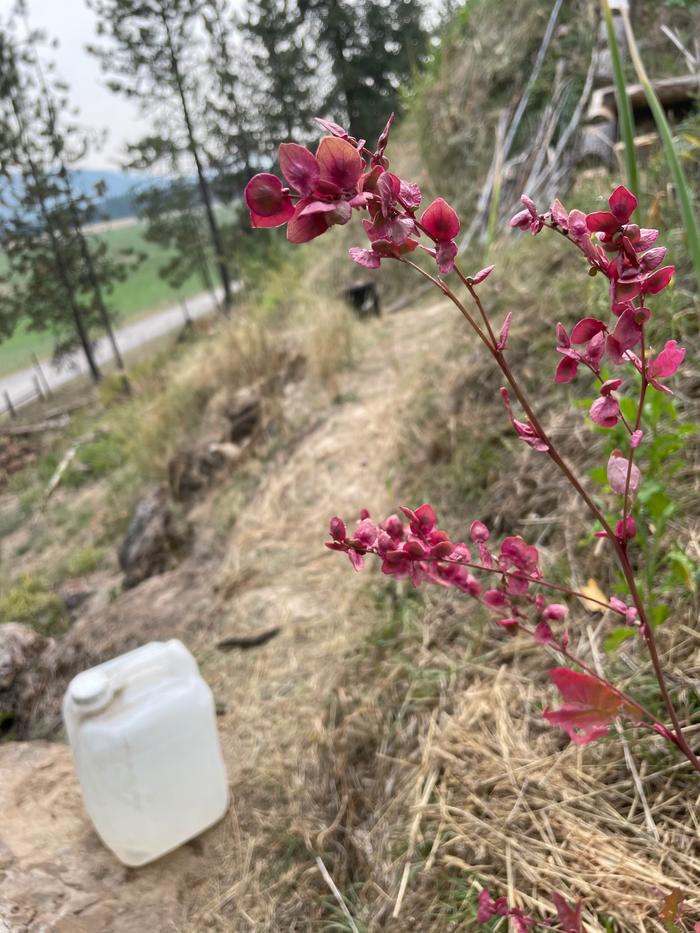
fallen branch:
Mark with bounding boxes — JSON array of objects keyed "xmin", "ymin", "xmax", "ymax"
[
  {"xmin": 2, "ymin": 415, "xmax": 71, "ymax": 437},
  {"xmin": 43, "ymin": 433, "xmax": 95, "ymax": 502},
  {"xmin": 216, "ymin": 627, "xmax": 280, "ymax": 651}
]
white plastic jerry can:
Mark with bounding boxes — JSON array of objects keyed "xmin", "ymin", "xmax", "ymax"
[{"xmin": 63, "ymin": 639, "xmax": 229, "ymax": 866}]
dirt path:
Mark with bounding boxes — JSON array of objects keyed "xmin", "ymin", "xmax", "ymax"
[{"xmin": 0, "ymin": 299, "xmax": 450, "ymax": 932}]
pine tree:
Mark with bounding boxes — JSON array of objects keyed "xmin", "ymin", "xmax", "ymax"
[
  {"xmin": 241, "ymin": 0, "xmax": 316, "ymax": 155},
  {"xmin": 0, "ymin": 22, "xmax": 103, "ymax": 380},
  {"xmin": 201, "ymin": 0, "xmax": 258, "ymax": 201},
  {"xmin": 24, "ymin": 22, "xmax": 131, "ymax": 382},
  {"xmin": 88, "ymin": 0, "xmax": 235, "ymax": 310},
  {"xmin": 301, "ymin": 0, "xmax": 430, "ymax": 143},
  {"xmin": 136, "ymin": 179, "xmax": 221, "ymax": 311}
]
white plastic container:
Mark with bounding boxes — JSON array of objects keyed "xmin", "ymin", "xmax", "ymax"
[{"xmin": 63, "ymin": 639, "xmax": 228, "ymax": 866}]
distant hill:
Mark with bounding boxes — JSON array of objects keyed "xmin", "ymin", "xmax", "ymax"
[
  {"xmin": 69, "ymin": 168, "xmax": 154, "ymax": 201},
  {"xmin": 0, "ymin": 168, "xmax": 165, "ymax": 222}
]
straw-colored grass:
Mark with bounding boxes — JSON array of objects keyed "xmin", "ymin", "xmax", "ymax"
[{"xmin": 176, "ymin": 230, "xmax": 700, "ymax": 930}]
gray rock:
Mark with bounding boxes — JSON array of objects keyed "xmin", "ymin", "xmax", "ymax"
[
  {"xmin": 118, "ymin": 488, "xmax": 191, "ymax": 589},
  {"xmin": 223, "ymin": 385, "xmax": 261, "ymax": 443},
  {"xmin": 0, "ymin": 623, "xmax": 50, "ymax": 737},
  {"xmin": 0, "ymin": 623, "xmax": 47, "ymax": 691},
  {"xmin": 167, "ymin": 442, "xmax": 242, "ymax": 502}
]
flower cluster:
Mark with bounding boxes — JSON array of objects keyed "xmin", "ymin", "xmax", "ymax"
[
  {"xmin": 244, "ymin": 115, "xmax": 462, "ymax": 274},
  {"xmin": 327, "ymin": 504, "xmax": 589, "ymax": 640},
  {"xmin": 511, "ymin": 187, "xmax": 685, "ymax": 430},
  {"xmin": 326, "ymin": 506, "xmax": 652, "ymax": 747},
  {"xmin": 246, "ymin": 114, "xmax": 700, "ymax": 779}
]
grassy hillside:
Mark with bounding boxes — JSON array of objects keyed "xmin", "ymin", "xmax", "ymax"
[
  {"xmin": 1, "ymin": 1, "xmax": 699, "ymax": 929},
  {"xmin": 0, "ymin": 218, "xmax": 220, "ymax": 378}
]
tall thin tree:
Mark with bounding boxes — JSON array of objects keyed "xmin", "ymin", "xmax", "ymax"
[
  {"xmin": 0, "ymin": 26, "xmax": 102, "ymax": 381},
  {"xmin": 22, "ymin": 19, "xmax": 130, "ymax": 382},
  {"xmin": 88, "ymin": 0, "xmax": 234, "ymax": 310}
]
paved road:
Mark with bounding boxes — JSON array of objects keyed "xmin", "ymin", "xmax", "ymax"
[{"xmin": 0, "ymin": 289, "xmax": 222, "ymax": 414}]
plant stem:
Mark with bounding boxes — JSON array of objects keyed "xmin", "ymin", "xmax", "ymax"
[
  {"xmin": 622, "ymin": 324, "xmax": 647, "ymax": 528},
  {"xmin": 621, "ymin": 5, "xmax": 700, "ymax": 290},
  {"xmin": 408, "ymin": 260, "xmax": 700, "ymax": 772}
]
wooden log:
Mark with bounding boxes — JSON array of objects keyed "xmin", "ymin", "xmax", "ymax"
[
  {"xmin": 1, "ymin": 415, "xmax": 71, "ymax": 437},
  {"xmin": 587, "ymin": 74, "xmax": 700, "ymax": 123}
]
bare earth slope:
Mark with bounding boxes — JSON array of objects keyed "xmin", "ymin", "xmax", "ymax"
[{"xmin": 0, "ymin": 300, "xmax": 450, "ymax": 932}]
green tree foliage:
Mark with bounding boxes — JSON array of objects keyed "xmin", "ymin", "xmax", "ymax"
[
  {"xmin": 136, "ymin": 179, "xmax": 220, "ymax": 308},
  {"xmin": 301, "ymin": 0, "xmax": 430, "ymax": 142},
  {"xmin": 88, "ymin": 0, "xmax": 235, "ymax": 309},
  {"xmin": 241, "ymin": 0, "xmax": 316, "ymax": 154},
  {"xmin": 0, "ymin": 15, "xmax": 131, "ymax": 380},
  {"xmin": 201, "ymin": 0, "xmax": 258, "ymax": 201}
]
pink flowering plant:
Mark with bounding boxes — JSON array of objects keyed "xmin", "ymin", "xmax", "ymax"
[{"xmin": 245, "ymin": 118, "xmax": 696, "ymax": 777}]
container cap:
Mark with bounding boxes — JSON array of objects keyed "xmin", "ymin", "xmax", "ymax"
[{"xmin": 70, "ymin": 670, "xmax": 113, "ymax": 710}]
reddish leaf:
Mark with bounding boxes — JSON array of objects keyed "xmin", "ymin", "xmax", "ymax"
[
  {"xmin": 645, "ymin": 265, "xmax": 675, "ymax": 294},
  {"xmin": 651, "ymin": 340, "xmax": 685, "ymax": 379},
  {"xmin": 278, "ymin": 143, "xmax": 320, "ymax": 196},
  {"xmin": 570, "ymin": 317, "xmax": 606, "ymax": 344},
  {"xmin": 244, "ymin": 173, "xmax": 294, "ymax": 227},
  {"xmin": 286, "ymin": 200, "xmax": 330, "ymax": 243},
  {"xmin": 497, "ymin": 311, "xmax": 512, "ymax": 350},
  {"xmin": 349, "ymin": 247, "xmax": 380, "ymax": 269},
  {"xmin": 544, "ymin": 668, "xmax": 639, "ymax": 745},
  {"xmin": 586, "ymin": 210, "xmax": 618, "ymax": 234},
  {"xmin": 607, "ymin": 451, "xmax": 641, "ymax": 497},
  {"xmin": 314, "ymin": 117, "xmax": 349, "ymax": 138},
  {"xmin": 550, "ymin": 198, "xmax": 569, "ymax": 228},
  {"xmin": 472, "ymin": 263, "xmax": 495, "ymax": 284},
  {"xmin": 555, "ymin": 356, "xmax": 578, "ymax": 384},
  {"xmin": 609, "ymin": 184, "xmax": 637, "ymax": 222},
  {"xmin": 590, "ymin": 395, "xmax": 620, "ymax": 428},
  {"xmin": 551, "ymin": 892, "xmax": 583, "ymax": 933}
]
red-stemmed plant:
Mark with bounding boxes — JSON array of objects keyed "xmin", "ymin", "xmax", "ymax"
[{"xmin": 245, "ymin": 115, "xmax": 697, "ymax": 927}]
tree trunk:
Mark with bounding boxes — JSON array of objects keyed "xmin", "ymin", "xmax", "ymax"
[
  {"xmin": 162, "ymin": 9, "xmax": 234, "ymax": 311},
  {"xmin": 10, "ymin": 98, "xmax": 101, "ymax": 383},
  {"xmin": 58, "ymin": 161, "xmax": 129, "ymax": 381}
]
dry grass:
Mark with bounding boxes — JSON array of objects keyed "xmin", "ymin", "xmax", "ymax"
[
  {"xmin": 183, "ymin": 228, "xmax": 700, "ymax": 930},
  {"xmin": 308, "ymin": 602, "xmax": 700, "ymax": 930},
  {"xmin": 299, "ymin": 299, "xmax": 357, "ymax": 390}
]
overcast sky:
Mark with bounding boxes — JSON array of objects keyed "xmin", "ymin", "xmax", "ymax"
[{"xmin": 26, "ymin": 0, "xmax": 147, "ymax": 170}]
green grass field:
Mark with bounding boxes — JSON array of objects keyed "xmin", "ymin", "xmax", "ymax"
[{"xmin": 0, "ymin": 218, "xmax": 220, "ymax": 378}]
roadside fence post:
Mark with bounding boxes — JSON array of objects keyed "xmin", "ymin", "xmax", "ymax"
[
  {"xmin": 32, "ymin": 353, "xmax": 52, "ymax": 398},
  {"xmin": 4, "ymin": 390, "xmax": 17, "ymax": 419}
]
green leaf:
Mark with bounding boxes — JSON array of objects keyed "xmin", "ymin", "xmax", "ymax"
[
  {"xmin": 666, "ymin": 549, "xmax": 698, "ymax": 593},
  {"xmin": 619, "ymin": 396, "xmax": 638, "ymax": 422},
  {"xmin": 651, "ymin": 605, "xmax": 670, "ymax": 627},
  {"xmin": 604, "ymin": 626, "xmax": 637, "ymax": 652}
]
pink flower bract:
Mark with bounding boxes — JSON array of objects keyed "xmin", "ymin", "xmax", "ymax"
[
  {"xmin": 650, "ymin": 339, "xmax": 685, "ymax": 379},
  {"xmin": 316, "ymin": 136, "xmax": 363, "ymax": 191},
  {"xmin": 421, "ymin": 197, "xmax": 460, "ymax": 242},
  {"xmin": 607, "ymin": 451, "xmax": 641, "ymax": 497},
  {"xmin": 590, "ymin": 395, "xmax": 620, "ymax": 428},
  {"xmin": 244, "ymin": 173, "xmax": 294, "ymax": 227},
  {"xmin": 278, "ymin": 143, "xmax": 320, "ymax": 197}
]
